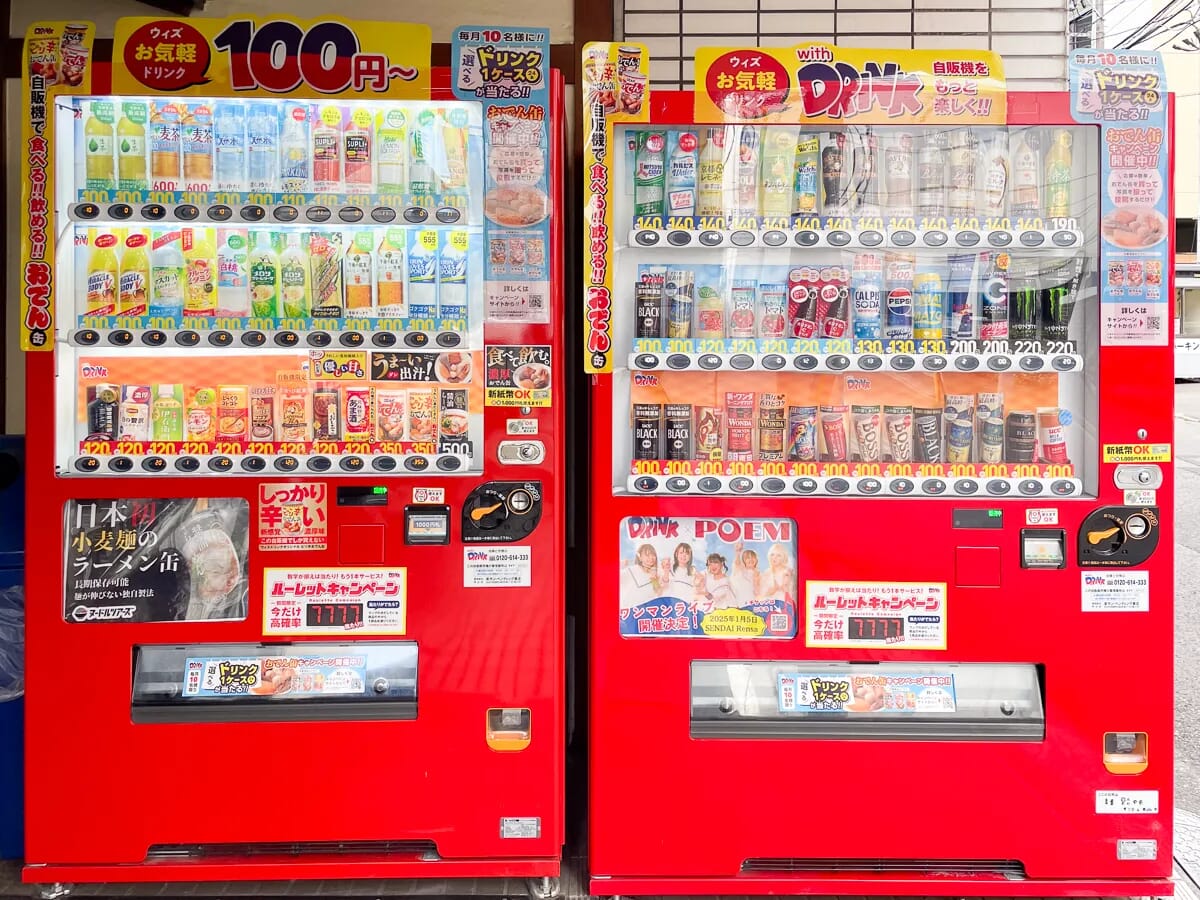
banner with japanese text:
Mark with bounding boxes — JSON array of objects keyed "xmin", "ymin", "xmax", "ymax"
[
  {"xmin": 693, "ymin": 44, "xmax": 1006, "ymax": 126},
  {"xmin": 263, "ymin": 568, "xmax": 407, "ymax": 635},
  {"xmin": 1070, "ymin": 49, "xmax": 1170, "ymax": 345},
  {"xmin": 112, "ymin": 16, "xmax": 430, "ymax": 99},
  {"xmin": 21, "ymin": 21, "xmax": 94, "ymax": 351},
  {"xmin": 453, "ymin": 25, "xmax": 552, "ymax": 324},
  {"xmin": 582, "ymin": 41, "xmax": 650, "ymax": 373}
]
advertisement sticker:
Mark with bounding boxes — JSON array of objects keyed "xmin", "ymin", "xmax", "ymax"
[
  {"xmin": 263, "ymin": 568, "xmax": 407, "ymax": 635},
  {"xmin": 453, "ymin": 26, "xmax": 551, "ymax": 324},
  {"xmin": 1081, "ymin": 570, "xmax": 1149, "ymax": 612},
  {"xmin": 64, "ymin": 497, "xmax": 248, "ymax": 623},
  {"xmin": 778, "ymin": 672, "xmax": 957, "ymax": 713},
  {"xmin": 112, "ymin": 16, "xmax": 431, "ymax": 100},
  {"xmin": 21, "ymin": 21, "xmax": 95, "ymax": 351},
  {"xmin": 1096, "ymin": 790, "xmax": 1159, "ymax": 814},
  {"xmin": 412, "ymin": 487, "xmax": 445, "ymax": 504},
  {"xmin": 464, "ymin": 546, "xmax": 533, "ymax": 587},
  {"xmin": 618, "ymin": 516, "xmax": 798, "ymax": 638},
  {"xmin": 1025, "ymin": 508, "xmax": 1059, "ymax": 526},
  {"xmin": 1124, "ymin": 489, "xmax": 1156, "ymax": 506},
  {"xmin": 1102, "ymin": 442, "xmax": 1171, "ymax": 462},
  {"xmin": 693, "ymin": 44, "xmax": 1006, "ymax": 126},
  {"xmin": 257, "ymin": 482, "xmax": 328, "ymax": 551},
  {"xmin": 806, "ymin": 580, "xmax": 947, "ymax": 649},
  {"xmin": 582, "ymin": 41, "xmax": 651, "ymax": 373},
  {"xmin": 183, "ymin": 652, "xmax": 370, "ymax": 697},
  {"xmin": 485, "ymin": 345, "xmax": 552, "ymax": 407},
  {"xmin": 1070, "ymin": 50, "xmax": 1169, "ymax": 346}
]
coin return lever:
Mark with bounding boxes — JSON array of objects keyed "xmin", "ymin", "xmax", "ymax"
[{"xmin": 1021, "ymin": 529, "xmax": 1066, "ymax": 569}]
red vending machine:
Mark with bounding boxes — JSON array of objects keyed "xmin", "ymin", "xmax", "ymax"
[
  {"xmin": 584, "ymin": 43, "xmax": 1174, "ymax": 895},
  {"xmin": 19, "ymin": 15, "xmax": 565, "ymax": 892}
]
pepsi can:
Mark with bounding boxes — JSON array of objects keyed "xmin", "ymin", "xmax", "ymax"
[{"xmin": 883, "ymin": 252, "xmax": 914, "ymax": 341}]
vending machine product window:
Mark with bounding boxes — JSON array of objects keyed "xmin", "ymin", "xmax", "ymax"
[{"xmin": 612, "ymin": 123, "xmax": 1101, "ymax": 500}]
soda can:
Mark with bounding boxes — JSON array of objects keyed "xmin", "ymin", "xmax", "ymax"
[
  {"xmin": 979, "ymin": 251, "xmax": 1010, "ymax": 342},
  {"xmin": 664, "ymin": 268, "xmax": 695, "ymax": 338},
  {"xmin": 633, "ymin": 403, "xmax": 663, "ymax": 460},
  {"xmin": 758, "ymin": 282, "xmax": 789, "ymax": 338},
  {"xmin": 786, "ymin": 406, "xmax": 818, "ymax": 461},
  {"xmin": 912, "ymin": 270, "xmax": 944, "ymax": 341},
  {"xmin": 636, "ymin": 269, "xmax": 665, "ymax": 339},
  {"xmin": 883, "ymin": 253, "xmax": 914, "ymax": 342},
  {"xmin": 664, "ymin": 403, "xmax": 693, "ymax": 460},
  {"xmin": 947, "ymin": 253, "xmax": 977, "ymax": 340},
  {"xmin": 851, "ymin": 253, "xmax": 883, "ymax": 341}
]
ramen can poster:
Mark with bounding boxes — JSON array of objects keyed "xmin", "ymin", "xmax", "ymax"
[
  {"xmin": 485, "ymin": 344, "xmax": 552, "ymax": 407},
  {"xmin": 618, "ymin": 515, "xmax": 798, "ymax": 638}
]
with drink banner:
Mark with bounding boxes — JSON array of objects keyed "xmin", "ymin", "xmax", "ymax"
[
  {"xmin": 1069, "ymin": 49, "xmax": 1169, "ymax": 346},
  {"xmin": 777, "ymin": 671, "xmax": 957, "ymax": 713},
  {"xmin": 453, "ymin": 26, "xmax": 552, "ymax": 324},
  {"xmin": 618, "ymin": 515, "xmax": 797, "ymax": 638}
]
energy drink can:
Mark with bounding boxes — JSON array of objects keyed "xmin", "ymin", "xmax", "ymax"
[
  {"xmin": 636, "ymin": 269, "xmax": 666, "ymax": 339},
  {"xmin": 695, "ymin": 406, "xmax": 723, "ymax": 460},
  {"xmin": 758, "ymin": 283, "xmax": 788, "ymax": 338},
  {"xmin": 758, "ymin": 393, "xmax": 786, "ymax": 460},
  {"xmin": 1009, "ymin": 269, "xmax": 1040, "ymax": 343},
  {"xmin": 947, "ymin": 253, "xmax": 977, "ymax": 340},
  {"xmin": 980, "ymin": 251, "xmax": 1010, "ymax": 341},
  {"xmin": 883, "ymin": 253, "xmax": 914, "ymax": 341},
  {"xmin": 665, "ymin": 268, "xmax": 695, "ymax": 338},
  {"xmin": 664, "ymin": 403, "xmax": 692, "ymax": 460},
  {"xmin": 1041, "ymin": 257, "xmax": 1084, "ymax": 342},
  {"xmin": 912, "ymin": 270, "xmax": 944, "ymax": 341},
  {"xmin": 725, "ymin": 391, "xmax": 755, "ymax": 462},
  {"xmin": 634, "ymin": 404, "xmax": 662, "ymax": 460},
  {"xmin": 787, "ymin": 406, "xmax": 818, "ymax": 461}
]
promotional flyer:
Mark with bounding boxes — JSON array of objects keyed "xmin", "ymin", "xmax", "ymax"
[{"xmin": 618, "ymin": 515, "xmax": 797, "ymax": 637}]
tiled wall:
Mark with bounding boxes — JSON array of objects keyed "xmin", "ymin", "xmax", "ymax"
[{"xmin": 621, "ymin": 0, "xmax": 1069, "ymax": 91}]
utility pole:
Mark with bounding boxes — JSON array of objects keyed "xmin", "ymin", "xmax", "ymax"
[{"xmin": 1095, "ymin": 0, "xmax": 1105, "ymax": 47}]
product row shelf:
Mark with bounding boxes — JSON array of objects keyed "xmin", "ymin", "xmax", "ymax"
[
  {"xmin": 69, "ymin": 323, "xmax": 468, "ymax": 350},
  {"xmin": 628, "ymin": 349, "xmax": 1083, "ymax": 375},
  {"xmin": 69, "ymin": 447, "xmax": 472, "ymax": 477},
  {"xmin": 627, "ymin": 472, "xmax": 1082, "ymax": 498},
  {"xmin": 627, "ymin": 225, "xmax": 1085, "ymax": 252},
  {"xmin": 71, "ymin": 200, "xmax": 472, "ymax": 227}
]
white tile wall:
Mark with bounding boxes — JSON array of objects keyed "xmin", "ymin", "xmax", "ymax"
[{"xmin": 620, "ymin": 0, "xmax": 1070, "ymax": 90}]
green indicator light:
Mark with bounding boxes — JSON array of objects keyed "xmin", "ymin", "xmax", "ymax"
[
  {"xmin": 373, "ymin": 486, "xmax": 388, "ymax": 495},
  {"xmin": 988, "ymin": 509, "xmax": 1002, "ymax": 517}
]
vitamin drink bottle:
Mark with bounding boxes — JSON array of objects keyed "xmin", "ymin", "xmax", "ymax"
[
  {"xmin": 912, "ymin": 270, "xmax": 945, "ymax": 341},
  {"xmin": 85, "ymin": 228, "xmax": 119, "ymax": 316},
  {"xmin": 117, "ymin": 229, "xmax": 150, "ymax": 316}
]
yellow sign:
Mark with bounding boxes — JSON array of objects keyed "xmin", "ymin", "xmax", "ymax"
[
  {"xmin": 308, "ymin": 350, "xmax": 369, "ymax": 381},
  {"xmin": 700, "ymin": 608, "xmax": 767, "ymax": 637},
  {"xmin": 582, "ymin": 41, "xmax": 650, "ymax": 374},
  {"xmin": 20, "ymin": 21, "xmax": 95, "ymax": 351},
  {"xmin": 112, "ymin": 16, "xmax": 430, "ymax": 100},
  {"xmin": 693, "ymin": 43, "xmax": 1005, "ymax": 125},
  {"xmin": 1103, "ymin": 443, "xmax": 1172, "ymax": 463}
]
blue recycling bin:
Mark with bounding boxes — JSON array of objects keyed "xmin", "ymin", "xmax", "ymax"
[{"xmin": 0, "ymin": 436, "xmax": 25, "ymax": 860}]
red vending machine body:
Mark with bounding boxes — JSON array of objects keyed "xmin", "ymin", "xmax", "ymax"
[
  {"xmin": 584, "ymin": 44, "xmax": 1174, "ymax": 896},
  {"xmin": 21, "ymin": 18, "xmax": 564, "ymax": 886}
]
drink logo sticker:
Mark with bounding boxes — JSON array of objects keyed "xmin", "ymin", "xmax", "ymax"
[
  {"xmin": 1103, "ymin": 442, "xmax": 1171, "ymax": 462},
  {"xmin": 464, "ymin": 547, "xmax": 532, "ymax": 588},
  {"xmin": 263, "ymin": 568, "xmax": 407, "ymax": 635},
  {"xmin": 1081, "ymin": 570, "xmax": 1149, "ymax": 612},
  {"xmin": 486, "ymin": 345, "xmax": 552, "ymax": 407},
  {"xmin": 693, "ymin": 44, "xmax": 1006, "ymax": 125},
  {"xmin": 1071, "ymin": 49, "xmax": 1169, "ymax": 346},
  {"xmin": 618, "ymin": 516, "xmax": 798, "ymax": 638},
  {"xmin": 778, "ymin": 672, "xmax": 956, "ymax": 714},
  {"xmin": 806, "ymin": 581, "xmax": 947, "ymax": 649},
  {"xmin": 257, "ymin": 482, "xmax": 327, "ymax": 551},
  {"xmin": 64, "ymin": 497, "xmax": 249, "ymax": 623}
]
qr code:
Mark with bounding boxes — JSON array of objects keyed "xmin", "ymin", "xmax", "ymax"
[
  {"xmin": 1147, "ymin": 316, "xmax": 1161, "ymax": 331},
  {"xmin": 530, "ymin": 297, "xmax": 544, "ymax": 308},
  {"xmin": 769, "ymin": 613, "xmax": 788, "ymax": 633}
]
